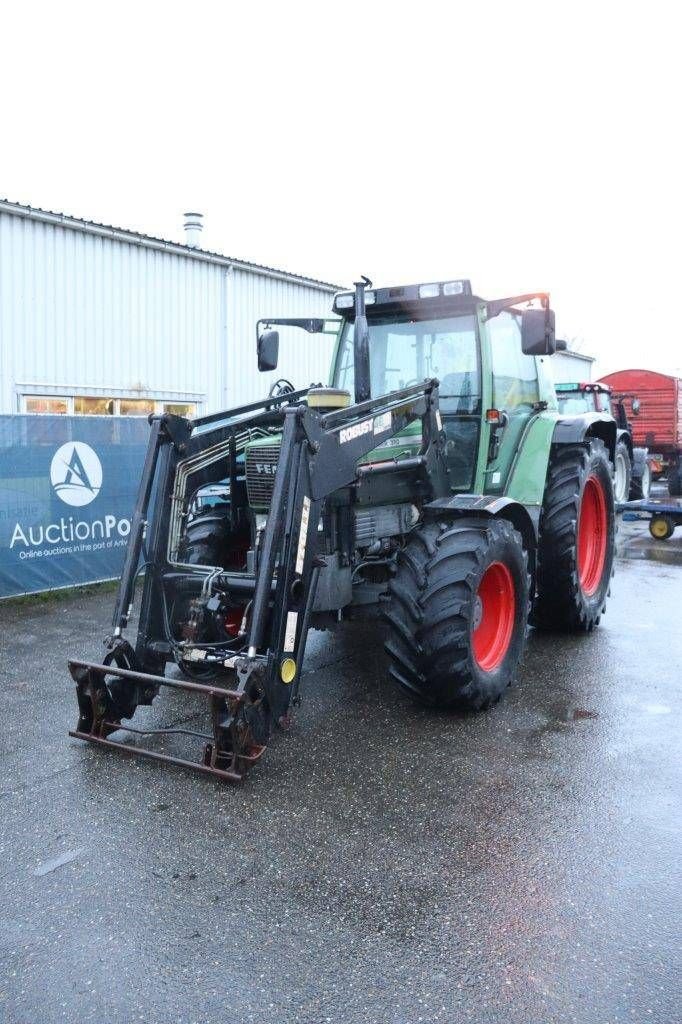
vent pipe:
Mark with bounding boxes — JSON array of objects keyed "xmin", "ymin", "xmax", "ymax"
[{"xmin": 183, "ymin": 211, "xmax": 203, "ymax": 248}]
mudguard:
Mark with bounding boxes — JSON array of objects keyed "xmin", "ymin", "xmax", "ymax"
[
  {"xmin": 552, "ymin": 412, "xmax": 617, "ymax": 462},
  {"xmin": 424, "ymin": 493, "xmax": 538, "ymax": 561}
]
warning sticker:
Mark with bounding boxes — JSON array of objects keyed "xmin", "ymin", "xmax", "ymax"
[
  {"xmin": 295, "ymin": 496, "xmax": 311, "ymax": 574},
  {"xmin": 284, "ymin": 611, "xmax": 298, "ymax": 652}
]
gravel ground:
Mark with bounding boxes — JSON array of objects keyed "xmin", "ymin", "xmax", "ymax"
[{"xmin": 1, "ymin": 526, "xmax": 681, "ymax": 1023}]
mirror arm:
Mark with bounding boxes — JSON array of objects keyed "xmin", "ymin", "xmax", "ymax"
[
  {"xmin": 485, "ymin": 293, "xmax": 550, "ymax": 320},
  {"xmin": 256, "ymin": 317, "xmax": 327, "ymax": 335}
]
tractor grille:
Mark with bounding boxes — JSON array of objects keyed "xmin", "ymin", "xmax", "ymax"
[{"xmin": 245, "ymin": 444, "xmax": 281, "ymax": 507}]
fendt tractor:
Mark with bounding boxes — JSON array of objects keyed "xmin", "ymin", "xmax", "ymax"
[
  {"xmin": 554, "ymin": 381, "xmax": 651, "ymax": 501},
  {"xmin": 69, "ymin": 279, "xmax": 616, "ymax": 782}
]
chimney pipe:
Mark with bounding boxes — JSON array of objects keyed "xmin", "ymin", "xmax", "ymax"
[{"xmin": 183, "ymin": 211, "xmax": 203, "ymax": 248}]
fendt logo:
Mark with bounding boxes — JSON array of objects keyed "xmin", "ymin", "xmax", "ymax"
[
  {"xmin": 255, "ymin": 463, "xmax": 277, "ymax": 475},
  {"xmin": 50, "ymin": 442, "xmax": 103, "ymax": 507}
]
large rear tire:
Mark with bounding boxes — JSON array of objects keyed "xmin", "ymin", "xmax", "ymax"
[
  {"xmin": 668, "ymin": 464, "xmax": 682, "ymax": 497},
  {"xmin": 384, "ymin": 517, "xmax": 529, "ymax": 710},
  {"xmin": 534, "ymin": 440, "xmax": 615, "ymax": 632}
]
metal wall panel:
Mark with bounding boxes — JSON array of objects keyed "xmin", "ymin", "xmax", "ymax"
[
  {"xmin": 0, "ymin": 209, "xmax": 338, "ymax": 416},
  {"xmin": 550, "ymin": 350, "xmax": 595, "ymax": 384}
]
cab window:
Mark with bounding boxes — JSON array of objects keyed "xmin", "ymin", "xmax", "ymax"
[{"xmin": 489, "ymin": 311, "xmax": 539, "ymax": 411}]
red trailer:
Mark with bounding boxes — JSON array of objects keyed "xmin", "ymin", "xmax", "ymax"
[{"xmin": 598, "ymin": 369, "xmax": 682, "ymax": 496}]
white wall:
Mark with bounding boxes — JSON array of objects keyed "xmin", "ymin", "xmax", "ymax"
[
  {"xmin": 551, "ymin": 350, "xmax": 595, "ymax": 385},
  {"xmin": 0, "ymin": 208, "xmax": 338, "ymax": 415}
]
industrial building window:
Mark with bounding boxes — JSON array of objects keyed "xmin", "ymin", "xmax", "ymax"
[
  {"xmin": 23, "ymin": 396, "xmax": 70, "ymax": 414},
  {"xmin": 21, "ymin": 394, "xmax": 196, "ymax": 416},
  {"xmin": 163, "ymin": 403, "xmax": 195, "ymax": 416},
  {"xmin": 119, "ymin": 398, "xmax": 156, "ymax": 416},
  {"xmin": 74, "ymin": 396, "xmax": 115, "ymax": 415}
]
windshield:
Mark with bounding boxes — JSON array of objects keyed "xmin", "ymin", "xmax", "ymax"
[
  {"xmin": 333, "ymin": 314, "xmax": 480, "ymax": 413},
  {"xmin": 557, "ymin": 391, "xmax": 611, "ymax": 415}
]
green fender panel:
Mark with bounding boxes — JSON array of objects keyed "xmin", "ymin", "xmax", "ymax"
[{"xmin": 504, "ymin": 413, "xmax": 556, "ymax": 506}]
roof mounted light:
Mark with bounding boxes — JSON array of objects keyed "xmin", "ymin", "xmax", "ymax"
[
  {"xmin": 334, "ymin": 293, "xmax": 354, "ymax": 309},
  {"xmin": 418, "ymin": 283, "xmax": 440, "ymax": 298},
  {"xmin": 443, "ymin": 280, "xmax": 467, "ymax": 295},
  {"xmin": 364, "ymin": 290, "xmax": 376, "ymax": 305}
]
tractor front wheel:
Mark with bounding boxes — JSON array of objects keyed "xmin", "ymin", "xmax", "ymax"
[
  {"xmin": 613, "ymin": 440, "xmax": 632, "ymax": 504},
  {"xmin": 384, "ymin": 517, "xmax": 529, "ymax": 710},
  {"xmin": 534, "ymin": 440, "xmax": 615, "ymax": 632}
]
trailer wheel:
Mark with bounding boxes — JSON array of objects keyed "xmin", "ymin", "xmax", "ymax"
[
  {"xmin": 613, "ymin": 440, "xmax": 632, "ymax": 504},
  {"xmin": 649, "ymin": 515, "xmax": 675, "ymax": 541},
  {"xmin": 534, "ymin": 440, "xmax": 615, "ymax": 632},
  {"xmin": 383, "ymin": 517, "xmax": 529, "ymax": 710},
  {"xmin": 668, "ymin": 465, "xmax": 682, "ymax": 497}
]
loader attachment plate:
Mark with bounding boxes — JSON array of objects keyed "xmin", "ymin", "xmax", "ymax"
[{"xmin": 68, "ymin": 659, "xmax": 266, "ymax": 783}]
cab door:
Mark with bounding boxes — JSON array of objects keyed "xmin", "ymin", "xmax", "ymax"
[{"xmin": 483, "ymin": 311, "xmax": 541, "ymax": 493}]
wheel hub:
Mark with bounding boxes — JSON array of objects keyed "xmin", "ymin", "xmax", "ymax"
[{"xmin": 472, "ymin": 561, "xmax": 516, "ymax": 672}]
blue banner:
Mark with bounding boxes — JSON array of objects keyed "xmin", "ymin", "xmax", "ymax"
[{"xmin": 0, "ymin": 415, "xmax": 149, "ymax": 598}]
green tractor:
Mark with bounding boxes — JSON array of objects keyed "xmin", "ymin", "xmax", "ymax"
[{"xmin": 69, "ymin": 279, "xmax": 616, "ymax": 781}]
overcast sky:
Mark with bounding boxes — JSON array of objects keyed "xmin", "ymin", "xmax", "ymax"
[{"xmin": 2, "ymin": 1, "xmax": 680, "ymax": 376}]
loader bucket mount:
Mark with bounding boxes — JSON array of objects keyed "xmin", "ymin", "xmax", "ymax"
[{"xmin": 68, "ymin": 657, "xmax": 267, "ymax": 782}]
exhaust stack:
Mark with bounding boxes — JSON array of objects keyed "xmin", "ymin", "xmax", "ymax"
[{"xmin": 183, "ymin": 211, "xmax": 203, "ymax": 248}]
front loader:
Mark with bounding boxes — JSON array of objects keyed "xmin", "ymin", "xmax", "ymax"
[{"xmin": 69, "ymin": 278, "xmax": 616, "ymax": 782}]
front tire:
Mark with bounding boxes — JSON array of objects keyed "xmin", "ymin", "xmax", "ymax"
[
  {"xmin": 384, "ymin": 517, "xmax": 529, "ymax": 710},
  {"xmin": 534, "ymin": 440, "xmax": 615, "ymax": 632},
  {"xmin": 613, "ymin": 440, "xmax": 632, "ymax": 504}
]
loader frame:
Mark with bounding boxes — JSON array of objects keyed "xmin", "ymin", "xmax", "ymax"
[{"xmin": 69, "ymin": 378, "xmax": 449, "ymax": 781}]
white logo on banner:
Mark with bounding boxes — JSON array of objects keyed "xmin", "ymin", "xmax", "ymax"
[{"xmin": 50, "ymin": 442, "xmax": 103, "ymax": 507}]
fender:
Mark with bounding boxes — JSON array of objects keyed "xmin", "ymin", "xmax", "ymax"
[
  {"xmin": 423, "ymin": 493, "xmax": 538, "ymax": 578},
  {"xmin": 552, "ymin": 412, "xmax": 617, "ymax": 462}
]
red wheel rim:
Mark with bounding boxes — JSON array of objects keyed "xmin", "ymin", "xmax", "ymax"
[
  {"xmin": 472, "ymin": 561, "xmax": 516, "ymax": 672},
  {"xmin": 577, "ymin": 475, "xmax": 608, "ymax": 596}
]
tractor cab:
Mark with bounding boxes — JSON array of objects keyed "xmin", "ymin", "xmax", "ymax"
[{"xmin": 327, "ymin": 279, "xmax": 559, "ymax": 496}]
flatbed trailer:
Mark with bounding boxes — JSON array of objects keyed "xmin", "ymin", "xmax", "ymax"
[{"xmin": 618, "ymin": 497, "xmax": 682, "ymax": 540}]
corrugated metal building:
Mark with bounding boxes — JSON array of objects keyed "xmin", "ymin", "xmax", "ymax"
[
  {"xmin": 0, "ymin": 200, "xmax": 341, "ymax": 417},
  {"xmin": 551, "ymin": 347, "xmax": 595, "ymax": 384}
]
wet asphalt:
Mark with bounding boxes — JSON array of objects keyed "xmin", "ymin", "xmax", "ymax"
[{"xmin": 1, "ymin": 524, "xmax": 681, "ymax": 1023}]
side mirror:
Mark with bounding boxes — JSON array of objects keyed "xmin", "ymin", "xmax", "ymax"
[
  {"xmin": 521, "ymin": 308, "xmax": 556, "ymax": 355},
  {"xmin": 257, "ymin": 329, "xmax": 279, "ymax": 372},
  {"xmin": 631, "ymin": 397, "xmax": 641, "ymax": 415}
]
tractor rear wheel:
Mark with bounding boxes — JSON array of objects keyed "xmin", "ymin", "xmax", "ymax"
[
  {"xmin": 533, "ymin": 440, "xmax": 615, "ymax": 632},
  {"xmin": 384, "ymin": 517, "xmax": 529, "ymax": 710},
  {"xmin": 668, "ymin": 464, "xmax": 682, "ymax": 497}
]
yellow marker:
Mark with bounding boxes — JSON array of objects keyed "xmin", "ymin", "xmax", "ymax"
[{"xmin": 280, "ymin": 658, "xmax": 297, "ymax": 684}]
